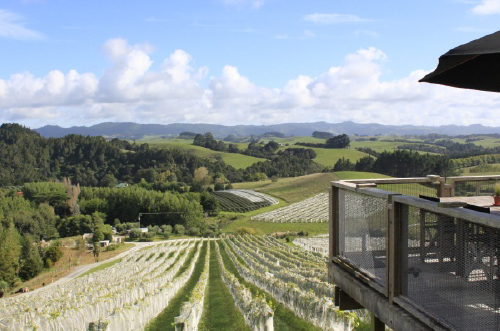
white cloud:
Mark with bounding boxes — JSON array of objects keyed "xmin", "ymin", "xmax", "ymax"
[
  {"xmin": 0, "ymin": 9, "xmax": 43, "ymax": 40},
  {"xmin": 2, "ymin": 39, "xmax": 500, "ymax": 128},
  {"xmin": 472, "ymin": 0, "xmax": 500, "ymax": 14},
  {"xmin": 304, "ymin": 13, "xmax": 370, "ymax": 24},
  {"xmin": 220, "ymin": 0, "xmax": 264, "ymax": 9}
]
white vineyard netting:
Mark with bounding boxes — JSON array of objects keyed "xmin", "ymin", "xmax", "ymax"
[
  {"xmin": 251, "ymin": 193, "xmax": 328, "ymax": 223},
  {"xmin": 0, "ymin": 239, "xmax": 204, "ymax": 331}
]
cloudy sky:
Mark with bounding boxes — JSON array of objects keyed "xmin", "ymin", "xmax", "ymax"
[{"xmin": 2, "ymin": 0, "xmax": 500, "ymax": 128}]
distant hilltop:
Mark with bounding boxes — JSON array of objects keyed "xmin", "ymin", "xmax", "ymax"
[{"xmin": 33, "ymin": 121, "xmax": 500, "ymax": 139}]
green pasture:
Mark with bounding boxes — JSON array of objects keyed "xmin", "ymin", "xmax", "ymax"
[
  {"xmin": 137, "ymin": 138, "xmax": 266, "ymax": 169},
  {"xmin": 309, "ymin": 147, "xmax": 369, "ymax": 167},
  {"xmin": 350, "ymin": 140, "xmax": 403, "ymax": 151},
  {"xmin": 459, "ymin": 164, "xmax": 500, "ymax": 176},
  {"xmin": 232, "ymin": 172, "xmax": 338, "ymax": 203},
  {"xmin": 335, "ymin": 171, "xmax": 391, "ymax": 180}
]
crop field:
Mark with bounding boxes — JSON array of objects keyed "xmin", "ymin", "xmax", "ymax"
[
  {"xmin": 211, "ymin": 189, "xmax": 279, "ymax": 212},
  {"xmin": 252, "ymin": 193, "xmax": 328, "ymax": 223},
  {"xmin": 0, "ymin": 237, "xmax": 367, "ymax": 331}
]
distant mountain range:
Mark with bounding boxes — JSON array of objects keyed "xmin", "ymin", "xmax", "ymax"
[{"xmin": 33, "ymin": 121, "xmax": 500, "ymax": 139}]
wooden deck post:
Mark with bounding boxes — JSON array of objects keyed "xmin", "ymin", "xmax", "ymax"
[
  {"xmin": 389, "ymin": 200, "xmax": 402, "ymax": 303},
  {"xmin": 329, "ymin": 186, "xmax": 340, "ymax": 261}
]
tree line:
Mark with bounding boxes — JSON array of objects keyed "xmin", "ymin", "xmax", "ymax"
[
  {"xmin": 0, "ymin": 124, "xmax": 325, "ymax": 188},
  {"xmin": 333, "ymin": 150, "xmax": 455, "ymax": 177}
]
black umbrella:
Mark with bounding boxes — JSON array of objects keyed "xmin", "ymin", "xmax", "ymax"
[{"xmin": 419, "ymin": 30, "xmax": 500, "ymax": 92}]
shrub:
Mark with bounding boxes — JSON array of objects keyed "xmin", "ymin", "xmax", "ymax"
[
  {"xmin": 115, "ymin": 224, "xmax": 126, "ymax": 233},
  {"xmin": 188, "ymin": 227, "xmax": 200, "ymax": 237},
  {"xmin": 43, "ymin": 245, "xmax": 63, "ymax": 268},
  {"xmin": 129, "ymin": 228, "xmax": 142, "ymax": 239},
  {"xmin": 174, "ymin": 224, "xmax": 185, "ymax": 236},
  {"xmin": 105, "ymin": 245, "xmax": 117, "ymax": 252},
  {"xmin": 142, "ymin": 232, "xmax": 155, "ymax": 242},
  {"xmin": 235, "ymin": 227, "xmax": 257, "ymax": 235},
  {"xmin": 160, "ymin": 225, "xmax": 172, "ymax": 235},
  {"xmin": 214, "ymin": 182, "xmax": 225, "ymax": 191},
  {"xmin": 225, "ymin": 183, "xmax": 233, "ymax": 190},
  {"xmin": 0, "ymin": 280, "xmax": 9, "ymax": 297}
]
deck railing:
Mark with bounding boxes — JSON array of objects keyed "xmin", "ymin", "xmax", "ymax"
[{"xmin": 330, "ymin": 175, "xmax": 500, "ymax": 331}]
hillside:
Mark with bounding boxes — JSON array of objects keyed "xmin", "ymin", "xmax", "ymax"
[
  {"xmin": 34, "ymin": 121, "xmax": 500, "ymax": 139},
  {"xmin": 137, "ymin": 138, "xmax": 266, "ymax": 169},
  {"xmin": 232, "ymin": 172, "xmax": 339, "ymax": 203}
]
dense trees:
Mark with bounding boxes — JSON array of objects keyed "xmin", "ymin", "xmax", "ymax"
[
  {"xmin": 370, "ymin": 150, "xmax": 455, "ymax": 177},
  {"xmin": 296, "ymin": 133, "xmax": 350, "ymax": 149},
  {"xmin": 0, "ymin": 124, "xmax": 242, "ymax": 187},
  {"xmin": 326, "ymin": 134, "xmax": 350, "ymax": 149},
  {"xmin": 79, "ymin": 186, "xmax": 204, "ymax": 227},
  {"xmin": 312, "ymin": 131, "xmax": 334, "ymax": 139}
]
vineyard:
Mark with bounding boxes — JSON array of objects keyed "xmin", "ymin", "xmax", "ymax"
[
  {"xmin": 292, "ymin": 235, "xmax": 329, "ymax": 256},
  {"xmin": 0, "ymin": 236, "xmax": 364, "ymax": 331},
  {"xmin": 211, "ymin": 189, "xmax": 279, "ymax": 212},
  {"xmin": 251, "ymin": 193, "xmax": 328, "ymax": 223}
]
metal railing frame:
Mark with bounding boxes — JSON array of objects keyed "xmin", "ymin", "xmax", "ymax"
[{"xmin": 330, "ymin": 174, "xmax": 500, "ymax": 330}]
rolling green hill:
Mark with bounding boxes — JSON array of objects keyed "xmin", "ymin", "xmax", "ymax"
[
  {"xmin": 137, "ymin": 138, "xmax": 266, "ymax": 169},
  {"xmin": 232, "ymin": 172, "xmax": 339, "ymax": 203}
]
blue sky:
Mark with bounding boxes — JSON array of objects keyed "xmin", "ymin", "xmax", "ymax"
[{"xmin": 2, "ymin": 0, "xmax": 500, "ymax": 129}]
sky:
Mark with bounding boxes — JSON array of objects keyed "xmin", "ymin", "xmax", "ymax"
[{"xmin": 2, "ymin": 0, "xmax": 500, "ymax": 129}]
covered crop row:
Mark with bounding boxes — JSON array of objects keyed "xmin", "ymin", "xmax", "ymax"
[
  {"xmin": 251, "ymin": 193, "xmax": 328, "ymax": 223},
  {"xmin": 292, "ymin": 236, "xmax": 329, "ymax": 256},
  {"xmin": 222, "ymin": 236, "xmax": 354, "ymax": 331},
  {"xmin": 229, "ymin": 236, "xmax": 334, "ymax": 298},
  {"xmin": 174, "ymin": 241, "xmax": 211, "ymax": 330},
  {"xmin": 0, "ymin": 239, "xmax": 203, "ymax": 330},
  {"xmin": 215, "ymin": 240, "xmax": 274, "ymax": 331},
  {"xmin": 211, "ymin": 189, "xmax": 278, "ymax": 212}
]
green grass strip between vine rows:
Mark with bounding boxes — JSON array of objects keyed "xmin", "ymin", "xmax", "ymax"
[
  {"xmin": 145, "ymin": 241, "xmax": 207, "ymax": 331},
  {"xmin": 198, "ymin": 241, "xmax": 250, "ymax": 331}
]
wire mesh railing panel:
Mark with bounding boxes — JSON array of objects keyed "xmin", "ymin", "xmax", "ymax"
[
  {"xmin": 453, "ymin": 179, "xmax": 498, "ymax": 197},
  {"xmin": 338, "ymin": 189, "xmax": 387, "ymax": 288},
  {"xmin": 377, "ymin": 182, "xmax": 437, "ymax": 198},
  {"xmin": 400, "ymin": 204, "xmax": 500, "ymax": 331}
]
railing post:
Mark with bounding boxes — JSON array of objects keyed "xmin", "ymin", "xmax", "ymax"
[
  {"xmin": 388, "ymin": 199, "xmax": 402, "ymax": 304},
  {"xmin": 437, "ymin": 177, "xmax": 452, "ymax": 198},
  {"xmin": 329, "ymin": 186, "xmax": 340, "ymax": 261}
]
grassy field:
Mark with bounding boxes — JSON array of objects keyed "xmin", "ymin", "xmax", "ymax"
[
  {"xmin": 335, "ymin": 171, "xmax": 392, "ymax": 180},
  {"xmin": 308, "ymin": 147, "xmax": 369, "ymax": 167},
  {"xmin": 459, "ymin": 164, "xmax": 500, "ymax": 176},
  {"xmin": 137, "ymin": 138, "xmax": 266, "ymax": 169},
  {"xmin": 221, "ymin": 173, "xmax": 338, "ymax": 235},
  {"xmin": 233, "ymin": 172, "xmax": 338, "ymax": 203},
  {"xmin": 221, "ymin": 171, "xmax": 394, "ymax": 235}
]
